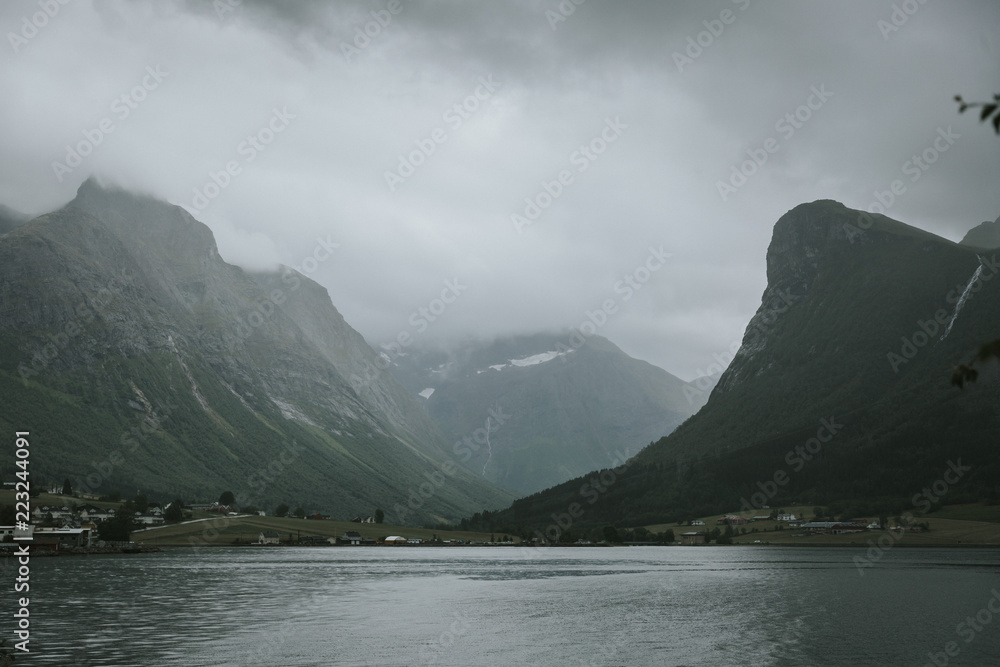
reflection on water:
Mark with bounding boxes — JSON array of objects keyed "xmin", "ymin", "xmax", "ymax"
[{"xmin": 22, "ymin": 546, "xmax": 1000, "ymax": 666}]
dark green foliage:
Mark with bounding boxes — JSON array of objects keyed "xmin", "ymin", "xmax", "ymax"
[
  {"xmin": 274, "ymin": 504, "xmax": 289, "ymax": 518},
  {"xmin": 98, "ymin": 502, "xmax": 139, "ymax": 542},
  {"xmin": 164, "ymin": 499, "xmax": 184, "ymax": 523},
  {"xmin": 62, "ymin": 478, "xmax": 72, "ymax": 496},
  {"xmin": 374, "ymin": 508, "xmax": 384, "ymax": 524},
  {"xmin": 218, "ymin": 491, "xmax": 235, "ymax": 506}
]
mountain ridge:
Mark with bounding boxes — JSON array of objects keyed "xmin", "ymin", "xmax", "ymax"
[
  {"xmin": 0, "ymin": 179, "xmax": 514, "ymax": 523},
  {"xmin": 387, "ymin": 332, "xmax": 708, "ymax": 494}
]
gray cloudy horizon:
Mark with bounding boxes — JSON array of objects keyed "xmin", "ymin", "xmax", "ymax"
[{"xmin": 1, "ymin": 0, "xmax": 998, "ymax": 380}]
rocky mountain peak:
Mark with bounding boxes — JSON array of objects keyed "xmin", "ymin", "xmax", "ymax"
[
  {"xmin": 960, "ymin": 215, "xmax": 1000, "ymax": 250},
  {"xmin": 69, "ymin": 177, "xmax": 220, "ymax": 261}
]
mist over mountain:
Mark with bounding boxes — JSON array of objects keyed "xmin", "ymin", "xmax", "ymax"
[
  {"xmin": 387, "ymin": 333, "xmax": 710, "ymax": 495},
  {"xmin": 468, "ymin": 201, "xmax": 1000, "ymax": 533},
  {"xmin": 0, "ymin": 179, "xmax": 513, "ymax": 523},
  {"xmin": 0, "ymin": 204, "xmax": 27, "ymax": 236}
]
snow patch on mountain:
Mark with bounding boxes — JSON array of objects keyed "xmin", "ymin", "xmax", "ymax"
[{"xmin": 481, "ymin": 349, "xmax": 574, "ymax": 372}]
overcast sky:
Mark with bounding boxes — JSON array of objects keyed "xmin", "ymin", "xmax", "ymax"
[{"xmin": 2, "ymin": 0, "xmax": 998, "ymax": 380}]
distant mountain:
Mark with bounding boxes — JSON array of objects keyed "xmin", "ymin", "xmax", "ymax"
[
  {"xmin": 0, "ymin": 179, "xmax": 513, "ymax": 523},
  {"xmin": 961, "ymin": 215, "xmax": 1000, "ymax": 250},
  {"xmin": 468, "ymin": 201, "xmax": 1000, "ymax": 535},
  {"xmin": 387, "ymin": 333, "xmax": 709, "ymax": 494}
]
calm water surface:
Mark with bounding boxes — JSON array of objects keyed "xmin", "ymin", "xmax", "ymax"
[{"xmin": 12, "ymin": 546, "xmax": 1000, "ymax": 666}]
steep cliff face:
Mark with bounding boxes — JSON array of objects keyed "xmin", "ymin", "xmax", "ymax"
[
  {"xmin": 481, "ymin": 201, "xmax": 1000, "ymax": 530},
  {"xmin": 716, "ymin": 200, "xmax": 967, "ymax": 395},
  {"xmin": 0, "ymin": 179, "xmax": 512, "ymax": 522}
]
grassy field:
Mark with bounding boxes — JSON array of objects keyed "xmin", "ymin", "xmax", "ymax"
[
  {"xmin": 641, "ymin": 504, "xmax": 1000, "ymax": 546},
  {"xmin": 132, "ymin": 514, "xmax": 514, "ymax": 546},
  {"xmin": 9, "ymin": 492, "xmax": 1000, "ymax": 547}
]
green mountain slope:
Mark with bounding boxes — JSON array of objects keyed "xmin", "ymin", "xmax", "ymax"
[
  {"xmin": 0, "ymin": 180, "xmax": 513, "ymax": 523},
  {"xmin": 388, "ymin": 334, "xmax": 708, "ymax": 495},
  {"xmin": 465, "ymin": 201, "xmax": 1000, "ymax": 534}
]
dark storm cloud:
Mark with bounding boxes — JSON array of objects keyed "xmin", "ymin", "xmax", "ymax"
[{"xmin": 1, "ymin": 0, "xmax": 997, "ymax": 379}]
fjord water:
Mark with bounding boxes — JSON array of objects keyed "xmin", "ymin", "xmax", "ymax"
[{"xmin": 22, "ymin": 546, "xmax": 1000, "ymax": 666}]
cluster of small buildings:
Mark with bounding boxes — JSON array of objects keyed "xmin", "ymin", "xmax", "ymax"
[
  {"xmin": 676, "ymin": 513, "xmax": 896, "ymax": 545},
  {"xmin": 31, "ymin": 503, "xmax": 167, "ymax": 527},
  {"xmin": 0, "ymin": 524, "xmax": 94, "ymax": 549},
  {"xmin": 0, "ymin": 501, "xmax": 176, "ymax": 551},
  {"xmin": 254, "ymin": 530, "xmax": 425, "ymax": 546},
  {"xmin": 714, "ymin": 513, "xmax": 800, "ymax": 526}
]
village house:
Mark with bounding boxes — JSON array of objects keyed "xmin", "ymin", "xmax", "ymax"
[
  {"xmin": 680, "ymin": 532, "xmax": 706, "ymax": 545},
  {"xmin": 716, "ymin": 515, "xmax": 749, "ymax": 526},
  {"xmin": 258, "ymin": 531, "xmax": 280, "ymax": 545},
  {"xmin": 338, "ymin": 531, "xmax": 362, "ymax": 545},
  {"xmin": 78, "ymin": 505, "xmax": 116, "ymax": 522},
  {"xmin": 799, "ymin": 521, "xmax": 866, "ymax": 535},
  {"xmin": 134, "ymin": 512, "xmax": 166, "ymax": 526},
  {"xmin": 32, "ymin": 526, "xmax": 93, "ymax": 549}
]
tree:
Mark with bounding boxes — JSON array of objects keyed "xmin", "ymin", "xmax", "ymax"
[
  {"xmin": 62, "ymin": 478, "xmax": 72, "ymax": 496},
  {"xmin": 602, "ymin": 526, "xmax": 620, "ymax": 543},
  {"xmin": 293, "ymin": 507, "xmax": 305, "ymax": 519},
  {"xmin": 132, "ymin": 494, "xmax": 148, "ymax": 514},
  {"xmin": 374, "ymin": 508, "xmax": 384, "ymax": 524},
  {"xmin": 274, "ymin": 503, "xmax": 290, "ymax": 518},
  {"xmin": 218, "ymin": 490, "xmax": 235, "ymax": 506},
  {"xmin": 99, "ymin": 502, "xmax": 139, "ymax": 542},
  {"xmin": 164, "ymin": 499, "xmax": 184, "ymax": 523}
]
